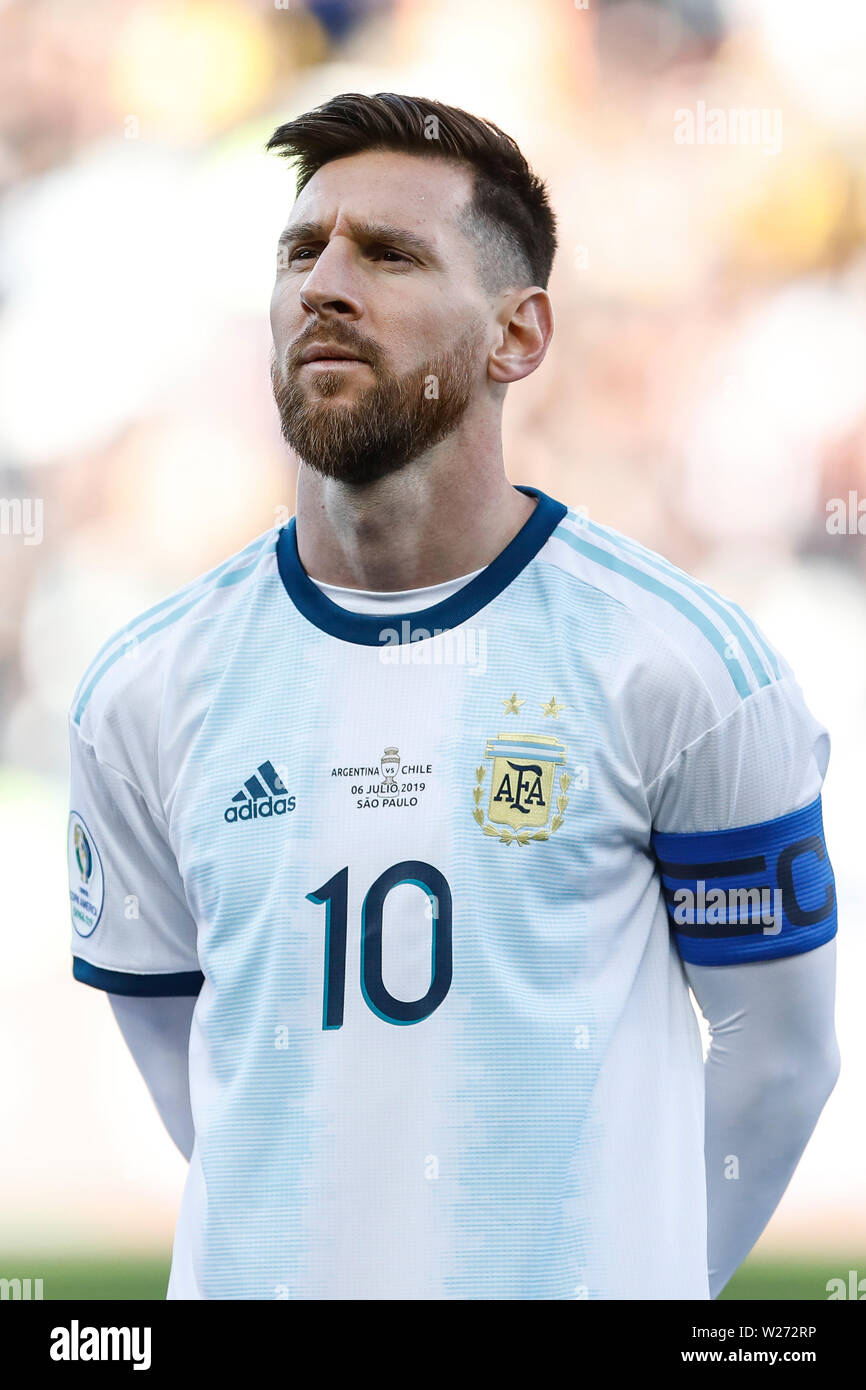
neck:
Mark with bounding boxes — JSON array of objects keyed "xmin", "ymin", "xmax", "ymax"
[{"xmin": 293, "ymin": 424, "xmax": 536, "ymax": 592}]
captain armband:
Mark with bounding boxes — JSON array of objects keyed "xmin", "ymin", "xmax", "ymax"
[{"xmin": 651, "ymin": 796, "xmax": 837, "ymax": 964}]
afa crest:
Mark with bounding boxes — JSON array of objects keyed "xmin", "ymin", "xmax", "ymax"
[{"xmin": 474, "ymin": 731, "xmax": 570, "ymax": 846}]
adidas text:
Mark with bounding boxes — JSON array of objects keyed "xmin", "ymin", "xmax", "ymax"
[{"xmin": 225, "ymin": 795, "xmax": 296, "ymax": 823}]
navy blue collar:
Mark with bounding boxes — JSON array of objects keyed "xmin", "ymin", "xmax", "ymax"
[{"xmin": 276, "ymin": 484, "xmax": 567, "ymax": 646}]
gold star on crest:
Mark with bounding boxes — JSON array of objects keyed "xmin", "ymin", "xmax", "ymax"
[
  {"xmin": 502, "ymin": 692, "xmax": 525, "ymax": 716},
  {"xmin": 542, "ymin": 697, "xmax": 565, "ymax": 718}
]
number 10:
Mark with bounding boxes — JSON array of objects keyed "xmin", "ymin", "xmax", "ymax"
[{"xmin": 306, "ymin": 859, "xmax": 453, "ymax": 1029}]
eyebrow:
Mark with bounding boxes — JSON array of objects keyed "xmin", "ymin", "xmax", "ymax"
[{"xmin": 276, "ymin": 218, "xmax": 441, "ymax": 265}]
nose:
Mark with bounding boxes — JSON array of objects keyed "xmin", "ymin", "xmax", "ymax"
[{"xmin": 298, "ymin": 238, "xmax": 363, "ymax": 322}]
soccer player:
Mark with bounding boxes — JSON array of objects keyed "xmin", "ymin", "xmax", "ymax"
[{"xmin": 67, "ymin": 94, "xmax": 840, "ymax": 1300}]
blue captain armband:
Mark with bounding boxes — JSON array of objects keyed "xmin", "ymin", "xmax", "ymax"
[{"xmin": 651, "ymin": 795, "xmax": 837, "ymax": 965}]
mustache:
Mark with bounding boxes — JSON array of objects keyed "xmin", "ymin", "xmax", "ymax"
[{"xmin": 287, "ymin": 330, "xmax": 380, "ymax": 369}]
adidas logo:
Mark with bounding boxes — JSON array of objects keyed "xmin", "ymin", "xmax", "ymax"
[{"xmin": 224, "ymin": 760, "xmax": 296, "ymax": 823}]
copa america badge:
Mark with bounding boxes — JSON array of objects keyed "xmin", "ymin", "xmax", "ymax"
[{"xmin": 68, "ymin": 811, "xmax": 104, "ymax": 937}]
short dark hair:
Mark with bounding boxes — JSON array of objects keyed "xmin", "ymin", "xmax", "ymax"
[{"xmin": 265, "ymin": 92, "xmax": 558, "ymax": 294}]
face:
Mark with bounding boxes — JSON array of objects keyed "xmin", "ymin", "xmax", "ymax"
[{"xmin": 269, "ymin": 150, "xmax": 493, "ymax": 485}]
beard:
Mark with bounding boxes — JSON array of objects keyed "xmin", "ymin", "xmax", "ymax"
[{"xmin": 270, "ymin": 322, "xmax": 484, "ymax": 486}]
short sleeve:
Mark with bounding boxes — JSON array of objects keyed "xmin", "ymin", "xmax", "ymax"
[
  {"xmin": 648, "ymin": 674, "xmax": 837, "ymax": 965},
  {"xmin": 68, "ymin": 719, "xmax": 203, "ymax": 995}
]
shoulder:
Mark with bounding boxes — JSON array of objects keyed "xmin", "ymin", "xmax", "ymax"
[
  {"xmin": 69, "ymin": 526, "xmax": 277, "ymax": 752},
  {"xmin": 538, "ymin": 505, "xmax": 789, "ymax": 721}
]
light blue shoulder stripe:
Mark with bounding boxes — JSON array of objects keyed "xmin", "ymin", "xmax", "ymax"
[
  {"xmin": 552, "ymin": 522, "xmax": 752, "ymax": 699},
  {"xmin": 576, "ymin": 515, "xmax": 779, "ymax": 684},
  {"xmin": 71, "ymin": 547, "xmax": 269, "ymax": 726},
  {"xmin": 724, "ymin": 597, "xmax": 782, "ymax": 681},
  {"xmin": 560, "ymin": 514, "xmax": 777, "ymax": 688},
  {"xmin": 72, "ymin": 531, "xmax": 273, "ymax": 704}
]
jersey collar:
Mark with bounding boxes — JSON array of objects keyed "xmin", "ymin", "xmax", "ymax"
[{"xmin": 276, "ymin": 484, "xmax": 567, "ymax": 646}]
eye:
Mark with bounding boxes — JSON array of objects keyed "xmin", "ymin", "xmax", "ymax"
[
  {"xmin": 288, "ymin": 246, "xmax": 318, "ymax": 263},
  {"xmin": 371, "ymin": 247, "xmax": 412, "ymax": 265}
]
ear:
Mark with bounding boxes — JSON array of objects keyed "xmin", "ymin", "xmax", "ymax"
[{"xmin": 488, "ymin": 288, "xmax": 554, "ymax": 385}]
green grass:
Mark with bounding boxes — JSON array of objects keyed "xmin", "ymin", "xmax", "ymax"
[
  {"xmin": 720, "ymin": 1258, "xmax": 863, "ymax": 1300},
  {"xmin": 5, "ymin": 1254, "xmax": 170, "ymax": 1300},
  {"xmin": 2, "ymin": 1253, "xmax": 860, "ymax": 1299}
]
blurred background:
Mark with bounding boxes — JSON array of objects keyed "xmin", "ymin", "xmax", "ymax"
[{"xmin": 1, "ymin": 0, "xmax": 864, "ymax": 1300}]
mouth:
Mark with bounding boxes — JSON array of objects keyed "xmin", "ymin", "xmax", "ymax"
[
  {"xmin": 298, "ymin": 343, "xmax": 369, "ymax": 367},
  {"xmin": 302, "ymin": 356, "xmax": 367, "ymax": 367}
]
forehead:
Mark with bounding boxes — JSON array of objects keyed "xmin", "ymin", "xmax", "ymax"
[{"xmin": 287, "ymin": 149, "xmax": 475, "ymax": 246}]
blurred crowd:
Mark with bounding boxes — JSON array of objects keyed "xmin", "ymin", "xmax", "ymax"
[
  {"xmin": 1, "ymin": 0, "xmax": 865, "ymax": 777},
  {"xmin": 1, "ymin": 0, "xmax": 865, "ymax": 1254}
]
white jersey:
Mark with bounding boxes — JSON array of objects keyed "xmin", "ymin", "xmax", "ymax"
[{"xmin": 67, "ymin": 485, "xmax": 836, "ymax": 1299}]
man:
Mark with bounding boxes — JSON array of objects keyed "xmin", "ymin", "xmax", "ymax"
[{"xmin": 68, "ymin": 93, "xmax": 839, "ymax": 1300}]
